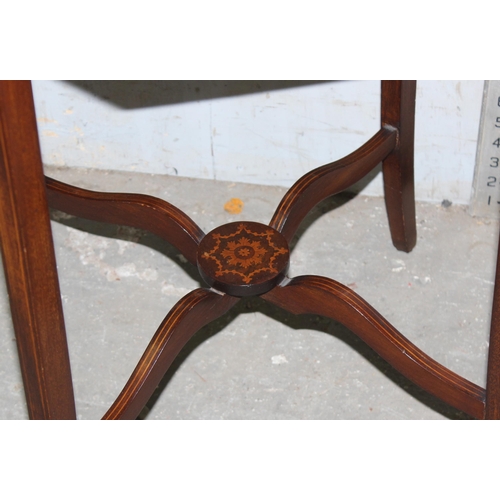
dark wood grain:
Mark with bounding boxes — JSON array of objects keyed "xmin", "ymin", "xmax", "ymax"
[
  {"xmin": 485, "ymin": 228, "xmax": 500, "ymax": 419},
  {"xmin": 0, "ymin": 81, "xmax": 76, "ymax": 419},
  {"xmin": 46, "ymin": 176, "xmax": 205, "ymax": 267},
  {"xmin": 262, "ymin": 276, "xmax": 485, "ymax": 419},
  {"xmin": 381, "ymin": 81, "xmax": 417, "ymax": 252},
  {"xmin": 3, "ymin": 79, "xmax": 497, "ymax": 421},
  {"xmin": 103, "ymin": 288, "xmax": 239, "ymax": 419},
  {"xmin": 197, "ymin": 221, "xmax": 290, "ymax": 296},
  {"xmin": 269, "ymin": 127, "xmax": 397, "ymax": 244}
]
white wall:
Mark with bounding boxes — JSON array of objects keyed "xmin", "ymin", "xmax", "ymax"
[{"xmin": 32, "ymin": 80, "xmax": 484, "ymax": 204}]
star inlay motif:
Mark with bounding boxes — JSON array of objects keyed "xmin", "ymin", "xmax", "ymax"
[{"xmin": 200, "ymin": 223, "xmax": 288, "ymax": 284}]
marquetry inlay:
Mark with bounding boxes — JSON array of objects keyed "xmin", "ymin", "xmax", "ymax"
[{"xmin": 197, "ymin": 221, "xmax": 290, "ymax": 296}]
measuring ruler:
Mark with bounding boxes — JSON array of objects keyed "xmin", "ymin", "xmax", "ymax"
[{"xmin": 470, "ymin": 81, "xmax": 500, "ymax": 218}]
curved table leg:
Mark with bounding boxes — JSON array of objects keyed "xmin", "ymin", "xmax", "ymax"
[
  {"xmin": 269, "ymin": 128, "xmax": 397, "ymax": 244},
  {"xmin": 103, "ymin": 288, "xmax": 239, "ymax": 420},
  {"xmin": 45, "ymin": 176, "xmax": 205, "ymax": 267},
  {"xmin": 262, "ymin": 275, "xmax": 485, "ymax": 419}
]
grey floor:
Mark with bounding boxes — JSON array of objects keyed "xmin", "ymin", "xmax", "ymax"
[{"xmin": 1, "ymin": 166, "xmax": 498, "ymax": 420}]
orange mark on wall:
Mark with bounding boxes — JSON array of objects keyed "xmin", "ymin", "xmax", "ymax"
[{"xmin": 224, "ymin": 198, "xmax": 244, "ymax": 215}]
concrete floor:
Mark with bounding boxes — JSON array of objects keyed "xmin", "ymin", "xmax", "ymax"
[{"xmin": 1, "ymin": 166, "xmax": 498, "ymax": 419}]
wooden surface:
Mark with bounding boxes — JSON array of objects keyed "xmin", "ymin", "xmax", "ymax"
[
  {"xmin": 485, "ymin": 227, "xmax": 500, "ymax": 419},
  {"xmin": 0, "ymin": 81, "xmax": 76, "ymax": 419},
  {"xmin": 262, "ymin": 276, "xmax": 485, "ymax": 420},
  {"xmin": 46, "ymin": 176, "xmax": 205, "ymax": 267},
  {"xmin": 269, "ymin": 127, "xmax": 397, "ymax": 244},
  {"xmin": 103, "ymin": 288, "xmax": 239, "ymax": 419},
  {"xmin": 381, "ymin": 80, "xmax": 417, "ymax": 252},
  {"xmin": 197, "ymin": 221, "xmax": 290, "ymax": 297},
  {"xmin": 2, "ymin": 79, "xmax": 496, "ymax": 420}
]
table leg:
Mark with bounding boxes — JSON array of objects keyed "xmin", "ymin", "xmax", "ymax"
[
  {"xmin": 381, "ymin": 80, "xmax": 417, "ymax": 252},
  {"xmin": 485, "ymin": 228, "xmax": 500, "ymax": 418},
  {"xmin": 0, "ymin": 80, "xmax": 76, "ymax": 419}
]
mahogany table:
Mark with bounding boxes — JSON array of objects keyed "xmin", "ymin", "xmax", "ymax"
[{"xmin": 1, "ymin": 80, "xmax": 499, "ymax": 419}]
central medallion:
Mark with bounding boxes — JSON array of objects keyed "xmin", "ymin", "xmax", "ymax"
[{"xmin": 197, "ymin": 221, "xmax": 290, "ymax": 297}]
